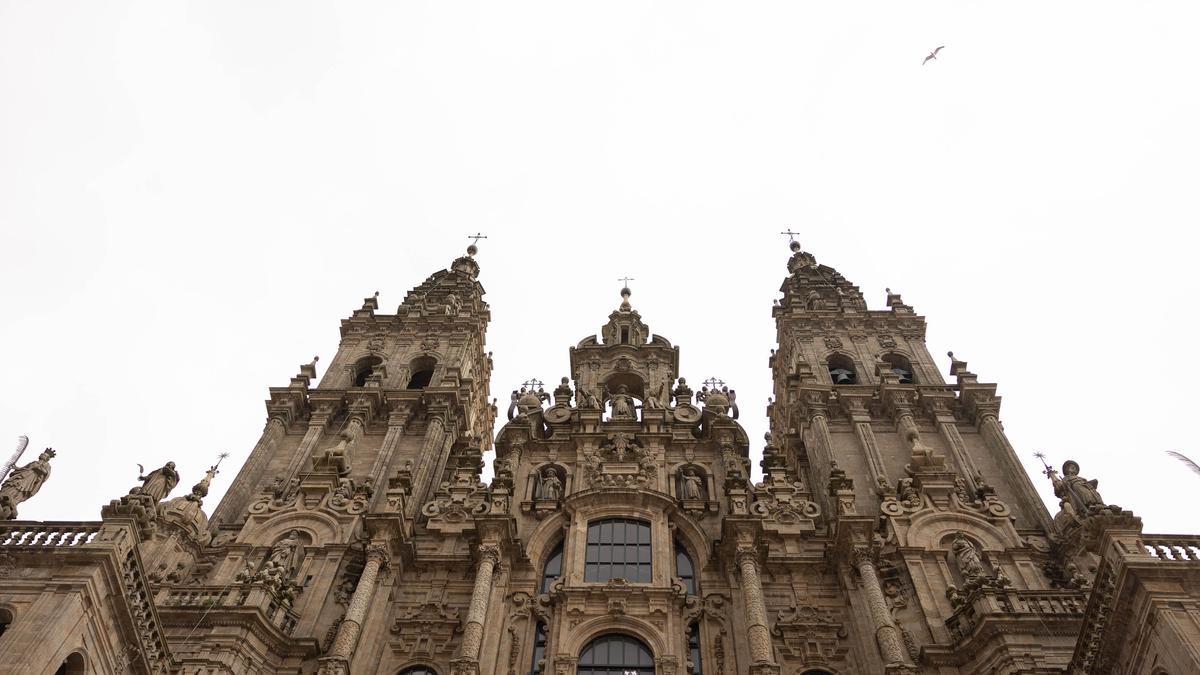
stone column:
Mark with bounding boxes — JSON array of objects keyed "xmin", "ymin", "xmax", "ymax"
[
  {"xmin": 211, "ymin": 416, "xmax": 285, "ymax": 527},
  {"xmin": 407, "ymin": 415, "xmax": 447, "ymax": 517},
  {"xmin": 850, "ymin": 411, "xmax": 890, "ymax": 495},
  {"xmin": 460, "ymin": 544, "xmax": 501, "ymax": 665},
  {"xmin": 736, "ymin": 546, "xmax": 776, "ymax": 667},
  {"xmin": 977, "ymin": 411, "xmax": 1056, "ymax": 533},
  {"xmin": 321, "ymin": 543, "xmax": 390, "ymax": 672},
  {"xmin": 282, "ymin": 413, "xmax": 332, "ymax": 483},
  {"xmin": 804, "ymin": 406, "xmax": 836, "ymax": 516},
  {"xmin": 853, "ymin": 547, "xmax": 908, "ymax": 669}
]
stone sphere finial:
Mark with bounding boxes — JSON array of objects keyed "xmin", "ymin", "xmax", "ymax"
[
  {"xmin": 467, "ymin": 243, "xmax": 478, "ymax": 256},
  {"xmin": 947, "ymin": 351, "xmax": 954, "ymax": 359},
  {"xmin": 789, "ymin": 240, "xmax": 801, "ymax": 252},
  {"xmin": 621, "ymin": 286, "xmax": 631, "ymax": 299}
]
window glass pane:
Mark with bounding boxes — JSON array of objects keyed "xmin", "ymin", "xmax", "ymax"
[{"xmin": 584, "ymin": 519, "xmax": 651, "ymax": 584}]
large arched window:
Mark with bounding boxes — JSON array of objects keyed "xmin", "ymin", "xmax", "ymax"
[
  {"xmin": 584, "ymin": 519, "xmax": 651, "ymax": 583},
  {"xmin": 542, "ymin": 541, "xmax": 563, "ymax": 593},
  {"xmin": 578, "ymin": 634, "xmax": 654, "ymax": 675},
  {"xmin": 398, "ymin": 667, "xmax": 438, "ymax": 675},
  {"xmin": 675, "ymin": 541, "xmax": 696, "ymax": 595}
]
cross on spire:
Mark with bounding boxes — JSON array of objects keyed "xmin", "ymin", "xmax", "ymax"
[
  {"xmin": 779, "ymin": 228, "xmax": 801, "ymax": 242},
  {"xmin": 467, "ymin": 232, "xmax": 488, "ymax": 246},
  {"xmin": 618, "ymin": 276, "xmax": 635, "ymax": 288}
]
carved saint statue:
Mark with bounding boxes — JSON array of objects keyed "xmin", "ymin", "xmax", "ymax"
[
  {"xmin": 574, "ymin": 381, "xmax": 600, "ymax": 410},
  {"xmin": 134, "ymin": 461, "xmax": 180, "ymax": 502},
  {"xmin": 0, "ymin": 448, "xmax": 55, "ymax": 520},
  {"xmin": 951, "ymin": 532, "xmax": 986, "ymax": 584},
  {"xmin": 265, "ymin": 530, "xmax": 303, "ymax": 579},
  {"xmin": 1053, "ymin": 460, "xmax": 1106, "ymax": 515},
  {"xmin": 643, "ymin": 381, "xmax": 667, "ymax": 410},
  {"xmin": 681, "ymin": 468, "xmax": 704, "ymax": 500},
  {"xmin": 537, "ymin": 468, "xmax": 562, "ymax": 500},
  {"xmin": 444, "ymin": 292, "xmax": 462, "ymax": 315},
  {"xmin": 606, "ymin": 384, "xmax": 637, "ymax": 420}
]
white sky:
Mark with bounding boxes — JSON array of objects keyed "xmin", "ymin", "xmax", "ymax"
[{"xmin": 1, "ymin": 2, "xmax": 1197, "ymax": 535}]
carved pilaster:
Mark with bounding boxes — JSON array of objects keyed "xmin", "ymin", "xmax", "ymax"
[
  {"xmin": 367, "ymin": 407, "xmax": 412, "ymax": 507},
  {"xmin": 408, "ymin": 414, "xmax": 447, "ymax": 517}
]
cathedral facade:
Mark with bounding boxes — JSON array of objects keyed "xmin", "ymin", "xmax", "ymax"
[{"xmin": 1, "ymin": 242, "xmax": 1198, "ymax": 675}]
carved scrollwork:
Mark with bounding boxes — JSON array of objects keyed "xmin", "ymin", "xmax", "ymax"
[{"xmin": 581, "ymin": 433, "xmax": 656, "ymax": 489}]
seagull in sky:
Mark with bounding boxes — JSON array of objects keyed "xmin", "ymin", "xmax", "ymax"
[{"xmin": 923, "ymin": 46, "xmax": 945, "ymax": 66}]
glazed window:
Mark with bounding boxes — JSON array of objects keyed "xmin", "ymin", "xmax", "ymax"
[
  {"xmin": 687, "ymin": 623, "xmax": 703, "ymax": 674},
  {"xmin": 675, "ymin": 541, "xmax": 696, "ymax": 595},
  {"xmin": 542, "ymin": 541, "xmax": 563, "ymax": 594},
  {"xmin": 577, "ymin": 634, "xmax": 654, "ymax": 675},
  {"xmin": 584, "ymin": 518, "xmax": 652, "ymax": 583},
  {"xmin": 398, "ymin": 667, "xmax": 437, "ymax": 675},
  {"xmin": 527, "ymin": 622, "xmax": 547, "ymax": 675}
]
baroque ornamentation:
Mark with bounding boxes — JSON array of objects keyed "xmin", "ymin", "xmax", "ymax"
[{"xmin": 581, "ymin": 433, "xmax": 656, "ymax": 489}]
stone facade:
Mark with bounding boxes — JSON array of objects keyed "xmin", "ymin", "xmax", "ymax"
[{"xmin": 0, "ymin": 241, "xmax": 1198, "ymax": 674}]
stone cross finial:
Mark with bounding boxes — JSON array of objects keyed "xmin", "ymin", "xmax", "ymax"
[{"xmin": 779, "ymin": 228, "xmax": 800, "ymax": 242}]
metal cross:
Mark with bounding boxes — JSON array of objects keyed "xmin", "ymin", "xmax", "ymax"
[
  {"xmin": 522, "ymin": 378, "xmax": 544, "ymax": 391},
  {"xmin": 779, "ymin": 228, "xmax": 801, "ymax": 242},
  {"xmin": 1033, "ymin": 452, "xmax": 1056, "ymax": 477},
  {"xmin": 703, "ymin": 377, "xmax": 726, "ymax": 390},
  {"xmin": 467, "ymin": 232, "xmax": 488, "ymax": 246},
  {"xmin": 618, "ymin": 276, "xmax": 635, "ymax": 288}
]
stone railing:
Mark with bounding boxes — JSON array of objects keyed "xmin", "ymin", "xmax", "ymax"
[
  {"xmin": 158, "ymin": 584, "xmax": 300, "ymax": 636},
  {"xmin": 946, "ymin": 589, "xmax": 1086, "ymax": 644},
  {"xmin": 1139, "ymin": 535, "xmax": 1200, "ymax": 562},
  {"xmin": 0, "ymin": 521, "xmax": 101, "ymax": 547}
]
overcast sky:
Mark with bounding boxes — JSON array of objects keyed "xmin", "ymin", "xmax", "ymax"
[{"xmin": 2, "ymin": 2, "xmax": 1197, "ymax": 535}]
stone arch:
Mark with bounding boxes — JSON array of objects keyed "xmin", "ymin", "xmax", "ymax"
[
  {"xmin": 559, "ymin": 614, "xmax": 667, "ymax": 661},
  {"xmin": 395, "ymin": 663, "xmax": 440, "ymax": 675},
  {"xmin": 878, "ymin": 351, "xmax": 916, "ymax": 384},
  {"xmin": 406, "ymin": 355, "xmax": 438, "ymax": 389},
  {"xmin": 903, "ymin": 510, "xmax": 1018, "ymax": 551},
  {"xmin": 239, "ymin": 509, "xmax": 344, "ymax": 547},
  {"xmin": 0, "ymin": 605, "xmax": 13, "ymax": 639},
  {"xmin": 666, "ymin": 512, "xmax": 713, "ymax": 572},
  {"xmin": 524, "ymin": 511, "xmax": 570, "ymax": 574},
  {"xmin": 349, "ymin": 354, "xmax": 384, "ymax": 387},
  {"xmin": 54, "ymin": 651, "xmax": 86, "ymax": 675},
  {"xmin": 823, "ymin": 352, "xmax": 860, "ymax": 385}
]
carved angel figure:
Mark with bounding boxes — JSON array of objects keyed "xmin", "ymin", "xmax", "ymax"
[
  {"xmin": 133, "ymin": 461, "xmax": 180, "ymax": 502},
  {"xmin": 0, "ymin": 448, "xmax": 55, "ymax": 520}
]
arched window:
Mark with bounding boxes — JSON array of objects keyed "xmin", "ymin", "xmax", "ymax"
[
  {"xmin": 675, "ymin": 541, "xmax": 696, "ymax": 595},
  {"xmin": 578, "ymin": 634, "xmax": 654, "ymax": 675},
  {"xmin": 528, "ymin": 622, "xmax": 547, "ymax": 675},
  {"xmin": 0, "ymin": 607, "xmax": 12, "ymax": 639},
  {"xmin": 584, "ymin": 519, "xmax": 651, "ymax": 583},
  {"xmin": 352, "ymin": 356, "xmax": 382, "ymax": 387},
  {"xmin": 542, "ymin": 541, "xmax": 563, "ymax": 593},
  {"xmin": 398, "ymin": 667, "xmax": 438, "ymax": 675},
  {"xmin": 827, "ymin": 354, "xmax": 857, "ymax": 385},
  {"xmin": 881, "ymin": 353, "xmax": 915, "ymax": 384},
  {"xmin": 54, "ymin": 653, "xmax": 86, "ymax": 675},
  {"xmin": 407, "ymin": 356, "xmax": 436, "ymax": 389},
  {"xmin": 687, "ymin": 623, "xmax": 703, "ymax": 673}
]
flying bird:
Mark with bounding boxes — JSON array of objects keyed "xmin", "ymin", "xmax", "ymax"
[{"xmin": 923, "ymin": 46, "xmax": 945, "ymax": 66}]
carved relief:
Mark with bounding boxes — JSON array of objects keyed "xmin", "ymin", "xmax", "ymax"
[
  {"xmin": 389, "ymin": 602, "xmax": 462, "ymax": 656},
  {"xmin": 581, "ymin": 433, "xmax": 656, "ymax": 489},
  {"xmin": 771, "ymin": 604, "xmax": 848, "ymax": 666}
]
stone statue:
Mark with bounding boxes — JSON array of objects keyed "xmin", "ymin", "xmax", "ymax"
[
  {"xmin": 575, "ymin": 381, "xmax": 600, "ymax": 410},
  {"xmin": 681, "ymin": 468, "xmax": 704, "ymax": 500},
  {"xmin": 444, "ymin": 292, "xmax": 462, "ymax": 315},
  {"xmin": 553, "ymin": 377, "xmax": 573, "ymax": 406},
  {"xmin": 537, "ymin": 468, "xmax": 562, "ymax": 500},
  {"xmin": 951, "ymin": 532, "xmax": 986, "ymax": 584},
  {"xmin": 643, "ymin": 381, "xmax": 667, "ymax": 410},
  {"xmin": 133, "ymin": 461, "xmax": 180, "ymax": 503},
  {"xmin": 263, "ymin": 530, "xmax": 303, "ymax": 585},
  {"xmin": 0, "ymin": 448, "xmax": 55, "ymax": 520},
  {"xmin": 1053, "ymin": 460, "xmax": 1107, "ymax": 515},
  {"xmin": 606, "ymin": 384, "xmax": 637, "ymax": 420}
]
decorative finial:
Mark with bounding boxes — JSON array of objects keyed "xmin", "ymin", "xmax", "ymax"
[
  {"xmin": 780, "ymin": 228, "xmax": 801, "ymax": 243},
  {"xmin": 467, "ymin": 232, "xmax": 487, "ymax": 256},
  {"xmin": 1033, "ymin": 451, "xmax": 1056, "ymax": 478},
  {"xmin": 374, "ymin": 291, "xmax": 379, "ymax": 298},
  {"xmin": 312, "ymin": 355, "xmax": 320, "ymax": 364},
  {"xmin": 947, "ymin": 351, "xmax": 954, "ymax": 359},
  {"xmin": 886, "ymin": 287, "xmax": 891, "ymax": 294}
]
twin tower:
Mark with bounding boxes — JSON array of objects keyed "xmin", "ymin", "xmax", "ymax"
[{"xmin": 1, "ymin": 242, "xmax": 1197, "ymax": 675}]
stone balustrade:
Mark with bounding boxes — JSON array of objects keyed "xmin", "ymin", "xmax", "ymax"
[
  {"xmin": 946, "ymin": 589, "xmax": 1086, "ymax": 644},
  {"xmin": 158, "ymin": 584, "xmax": 300, "ymax": 636},
  {"xmin": 1139, "ymin": 535, "xmax": 1200, "ymax": 561},
  {"xmin": 0, "ymin": 521, "xmax": 101, "ymax": 546}
]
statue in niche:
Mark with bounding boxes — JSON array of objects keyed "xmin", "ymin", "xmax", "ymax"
[
  {"xmin": 1052, "ymin": 460, "xmax": 1108, "ymax": 515},
  {"xmin": 951, "ymin": 532, "xmax": 986, "ymax": 584},
  {"xmin": 537, "ymin": 468, "xmax": 562, "ymax": 500},
  {"xmin": 681, "ymin": 468, "xmax": 705, "ymax": 500},
  {"xmin": 643, "ymin": 381, "xmax": 667, "ymax": 410},
  {"xmin": 132, "ymin": 461, "xmax": 180, "ymax": 503},
  {"xmin": 0, "ymin": 448, "xmax": 55, "ymax": 520},
  {"xmin": 261, "ymin": 530, "xmax": 304, "ymax": 590},
  {"xmin": 605, "ymin": 384, "xmax": 637, "ymax": 420}
]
